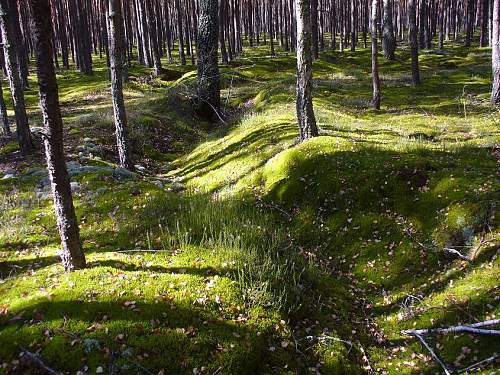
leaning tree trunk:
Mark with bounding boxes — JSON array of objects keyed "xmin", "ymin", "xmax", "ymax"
[
  {"xmin": 296, "ymin": 0, "xmax": 318, "ymax": 141},
  {"xmin": 197, "ymin": 0, "xmax": 220, "ymax": 121},
  {"xmin": 0, "ymin": 0, "xmax": 33, "ymax": 153},
  {"xmin": 108, "ymin": 0, "xmax": 135, "ymax": 169},
  {"xmin": 492, "ymin": 0, "xmax": 500, "ymax": 104},
  {"xmin": 382, "ymin": 0, "xmax": 396, "ymax": 59},
  {"xmin": 372, "ymin": 0, "xmax": 381, "ymax": 110},
  {"xmin": 408, "ymin": 0, "xmax": 421, "ymax": 86},
  {"xmin": 0, "ymin": 72, "xmax": 9, "ymax": 136},
  {"xmin": 30, "ymin": 0, "xmax": 86, "ymax": 271}
]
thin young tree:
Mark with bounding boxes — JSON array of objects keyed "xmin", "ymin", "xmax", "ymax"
[
  {"xmin": 408, "ymin": 0, "xmax": 421, "ymax": 85},
  {"xmin": 296, "ymin": 0, "xmax": 319, "ymax": 141},
  {"xmin": 0, "ymin": 0, "xmax": 33, "ymax": 153},
  {"xmin": 371, "ymin": 0, "xmax": 381, "ymax": 109},
  {"xmin": 107, "ymin": 0, "xmax": 134, "ymax": 170},
  {"xmin": 197, "ymin": 0, "xmax": 220, "ymax": 121},
  {"xmin": 492, "ymin": 0, "xmax": 500, "ymax": 103},
  {"xmin": 382, "ymin": 0, "xmax": 396, "ymax": 59},
  {"xmin": 29, "ymin": 0, "xmax": 86, "ymax": 271},
  {"xmin": 0, "ymin": 73, "xmax": 9, "ymax": 136}
]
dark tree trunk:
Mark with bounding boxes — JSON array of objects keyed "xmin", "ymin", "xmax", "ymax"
[
  {"xmin": 175, "ymin": 0, "xmax": 186, "ymax": 65},
  {"xmin": 107, "ymin": 0, "xmax": 134, "ymax": 170},
  {"xmin": 465, "ymin": 0, "xmax": 475, "ymax": 46},
  {"xmin": 0, "ymin": 0, "xmax": 33, "ymax": 153},
  {"xmin": 296, "ymin": 0, "xmax": 318, "ymax": 141},
  {"xmin": 382, "ymin": 0, "xmax": 396, "ymax": 59},
  {"xmin": 372, "ymin": 0, "xmax": 381, "ymax": 109},
  {"xmin": 30, "ymin": 0, "xmax": 86, "ymax": 272},
  {"xmin": 480, "ymin": 0, "xmax": 490, "ymax": 46},
  {"xmin": 197, "ymin": 0, "xmax": 220, "ymax": 121},
  {"xmin": 408, "ymin": 0, "xmax": 421, "ymax": 85},
  {"xmin": 492, "ymin": 0, "xmax": 500, "ymax": 103}
]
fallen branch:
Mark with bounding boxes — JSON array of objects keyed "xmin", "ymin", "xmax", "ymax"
[
  {"xmin": 443, "ymin": 247, "xmax": 471, "ymax": 261},
  {"xmin": 412, "ymin": 333, "xmax": 453, "ymax": 375},
  {"xmin": 457, "ymin": 354, "xmax": 500, "ymax": 373},
  {"xmin": 20, "ymin": 349, "xmax": 60, "ymax": 375},
  {"xmin": 402, "ymin": 319, "xmax": 500, "ymax": 337}
]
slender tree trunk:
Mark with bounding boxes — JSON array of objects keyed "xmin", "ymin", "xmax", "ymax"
[
  {"xmin": 465, "ymin": 0, "xmax": 475, "ymax": 46},
  {"xmin": 372, "ymin": 0, "xmax": 381, "ymax": 109},
  {"xmin": 408, "ymin": 0, "xmax": 421, "ymax": 85},
  {"xmin": 296, "ymin": 0, "xmax": 318, "ymax": 141},
  {"xmin": 175, "ymin": 0, "xmax": 186, "ymax": 65},
  {"xmin": 107, "ymin": 0, "xmax": 134, "ymax": 170},
  {"xmin": 311, "ymin": 0, "xmax": 319, "ymax": 59},
  {"xmin": 492, "ymin": 0, "xmax": 500, "ymax": 103},
  {"xmin": 480, "ymin": 0, "xmax": 490, "ymax": 46},
  {"xmin": 0, "ymin": 72, "xmax": 9, "ymax": 136},
  {"xmin": 197, "ymin": 0, "xmax": 220, "ymax": 121},
  {"xmin": 30, "ymin": 0, "xmax": 86, "ymax": 272},
  {"xmin": 0, "ymin": 0, "xmax": 33, "ymax": 153},
  {"xmin": 382, "ymin": 0, "xmax": 396, "ymax": 59}
]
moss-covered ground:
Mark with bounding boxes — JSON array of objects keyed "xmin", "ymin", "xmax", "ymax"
[{"xmin": 0, "ymin": 41, "xmax": 499, "ymax": 374}]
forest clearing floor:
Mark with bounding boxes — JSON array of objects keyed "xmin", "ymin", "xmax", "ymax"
[{"xmin": 0, "ymin": 42, "xmax": 499, "ymax": 374}]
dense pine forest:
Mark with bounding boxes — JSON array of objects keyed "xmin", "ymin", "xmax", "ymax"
[{"xmin": 0, "ymin": 0, "xmax": 499, "ymax": 373}]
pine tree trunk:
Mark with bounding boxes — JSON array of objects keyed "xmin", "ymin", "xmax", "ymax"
[
  {"xmin": 197, "ymin": 0, "xmax": 220, "ymax": 121},
  {"xmin": 311, "ymin": 0, "xmax": 319, "ymax": 59},
  {"xmin": 30, "ymin": 0, "xmax": 86, "ymax": 272},
  {"xmin": 492, "ymin": 0, "xmax": 500, "ymax": 103},
  {"xmin": 296, "ymin": 0, "xmax": 318, "ymax": 141},
  {"xmin": 408, "ymin": 0, "xmax": 421, "ymax": 85},
  {"xmin": 175, "ymin": 0, "xmax": 186, "ymax": 65},
  {"xmin": 465, "ymin": 0, "xmax": 475, "ymax": 46},
  {"xmin": 108, "ymin": 0, "xmax": 134, "ymax": 170},
  {"xmin": 372, "ymin": 0, "xmax": 381, "ymax": 109},
  {"xmin": 480, "ymin": 0, "xmax": 489, "ymax": 46},
  {"xmin": 382, "ymin": 0, "xmax": 396, "ymax": 59},
  {"xmin": 0, "ymin": 0, "xmax": 33, "ymax": 154}
]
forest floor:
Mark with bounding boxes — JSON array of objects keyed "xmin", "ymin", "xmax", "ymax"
[{"xmin": 0, "ymin": 42, "xmax": 499, "ymax": 374}]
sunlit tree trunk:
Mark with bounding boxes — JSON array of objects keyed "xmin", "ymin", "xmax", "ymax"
[
  {"xmin": 30, "ymin": 0, "xmax": 86, "ymax": 271},
  {"xmin": 296, "ymin": 0, "xmax": 318, "ymax": 141},
  {"xmin": 372, "ymin": 0, "xmax": 381, "ymax": 109},
  {"xmin": 408, "ymin": 0, "xmax": 421, "ymax": 85},
  {"xmin": 197, "ymin": 0, "xmax": 220, "ymax": 120},
  {"xmin": 108, "ymin": 0, "xmax": 134, "ymax": 170},
  {"xmin": 492, "ymin": 0, "xmax": 500, "ymax": 103}
]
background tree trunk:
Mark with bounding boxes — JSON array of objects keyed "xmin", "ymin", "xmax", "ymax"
[
  {"xmin": 296, "ymin": 0, "xmax": 318, "ymax": 141},
  {"xmin": 0, "ymin": 0, "xmax": 33, "ymax": 154},
  {"xmin": 30, "ymin": 0, "xmax": 86, "ymax": 272},
  {"xmin": 408, "ymin": 0, "xmax": 421, "ymax": 85},
  {"xmin": 382, "ymin": 0, "xmax": 396, "ymax": 59},
  {"xmin": 492, "ymin": 0, "xmax": 500, "ymax": 103}
]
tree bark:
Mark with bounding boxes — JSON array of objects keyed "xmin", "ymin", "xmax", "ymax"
[
  {"xmin": 107, "ymin": 0, "xmax": 134, "ymax": 170},
  {"xmin": 492, "ymin": 0, "xmax": 500, "ymax": 103},
  {"xmin": 382, "ymin": 0, "xmax": 396, "ymax": 59},
  {"xmin": 0, "ymin": 71, "xmax": 9, "ymax": 136},
  {"xmin": 30, "ymin": 0, "xmax": 86, "ymax": 271},
  {"xmin": 408, "ymin": 0, "xmax": 421, "ymax": 85},
  {"xmin": 296, "ymin": 0, "xmax": 318, "ymax": 141},
  {"xmin": 0, "ymin": 0, "xmax": 33, "ymax": 153},
  {"xmin": 311, "ymin": 0, "xmax": 319, "ymax": 59},
  {"xmin": 197, "ymin": 0, "xmax": 220, "ymax": 121},
  {"xmin": 372, "ymin": 0, "xmax": 381, "ymax": 109}
]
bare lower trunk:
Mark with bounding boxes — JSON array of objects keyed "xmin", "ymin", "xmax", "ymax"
[
  {"xmin": 197, "ymin": 0, "xmax": 220, "ymax": 121},
  {"xmin": 372, "ymin": 0, "xmax": 381, "ymax": 110},
  {"xmin": 0, "ymin": 0, "xmax": 33, "ymax": 153},
  {"xmin": 296, "ymin": 0, "xmax": 318, "ymax": 141},
  {"xmin": 492, "ymin": 0, "xmax": 500, "ymax": 104},
  {"xmin": 408, "ymin": 0, "xmax": 421, "ymax": 86},
  {"xmin": 30, "ymin": 0, "xmax": 86, "ymax": 271},
  {"xmin": 107, "ymin": 0, "xmax": 134, "ymax": 169}
]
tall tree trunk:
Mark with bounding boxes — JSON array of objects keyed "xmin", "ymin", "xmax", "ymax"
[
  {"xmin": 197, "ymin": 0, "xmax": 220, "ymax": 121},
  {"xmin": 296, "ymin": 0, "xmax": 318, "ymax": 141},
  {"xmin": 30, "ymin": 0, "xmax": 86, "ymax": 272},
  {"xmin": 382, "ymin": 0, "xmax": 396, "ymax": 59},
  {"xmin": 108, "ymin": 0, "xmax": 134, "ymax": 170},
  {"xmin": 480, "ymin": 0, "xmax": 490, "ymax": 46},
  {"xmin": 492, "ymin": 0, "xmax": 500, "ymax": 103},
  {"xmin": 175, "ymin": 0, "xmax": 186, "ymax": 65},
  {"xmin": 408, "ymin": 0, "xmax": 421, "ymax": 85},
  {"xmin": 465, "ymin": 0, "xmax": 475, "ymax": 46},
  {"xmin": 372, "ymin": 0, "xmax": 381, "ymax": 109},
  {"xmin": 0, "ymin": 0, "xmax": 33, "ymax": 154}
]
